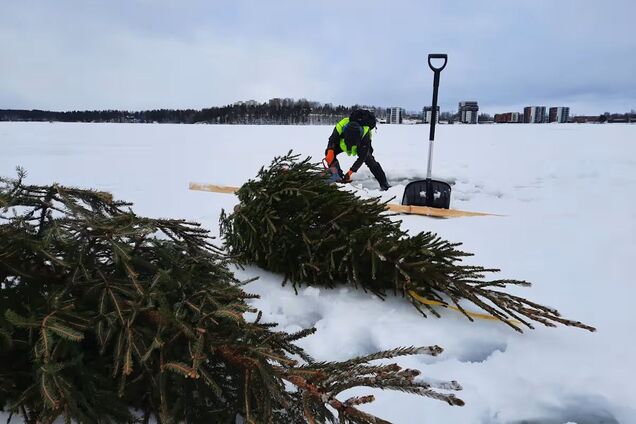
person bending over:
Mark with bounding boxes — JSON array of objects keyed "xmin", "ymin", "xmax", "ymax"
[{"xmin": 323, "ymin": 110, "xmax": 390, "ymax": 191}]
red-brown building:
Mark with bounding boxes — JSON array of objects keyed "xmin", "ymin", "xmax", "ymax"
[{"xmin": 494, "ymin": 112, "xmax": 521, "ymax": 123}]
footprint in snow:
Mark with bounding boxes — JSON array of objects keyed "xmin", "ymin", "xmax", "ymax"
[{"xmin": 454, "ymin": 340, "xmax": 507, "ymax": 363}]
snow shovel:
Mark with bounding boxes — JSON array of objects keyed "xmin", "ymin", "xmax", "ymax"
[{"xmin": 402, "ymin": 53, "xmax": 452, "ymax": 209}]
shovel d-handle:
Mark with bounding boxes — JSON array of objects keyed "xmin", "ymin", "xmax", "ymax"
[
  {"xmin": 428, "ymin": 54, "xmax": 448, "ymax": 73},
  {"xmin": 426, "ymin": 53, "xmax": 447, "ymax": 179}
]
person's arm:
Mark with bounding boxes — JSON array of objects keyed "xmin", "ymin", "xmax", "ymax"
[
  {"xmin": 347, "ymin": 133, "xmax": 372, "ymax": 175},
  {"xmin": 325, "ymin": 149, "xmax": 335, "ymax": 165},
  {"xmin": 325, "ymin": 128, "xmax": 340, "ymax": 165}
]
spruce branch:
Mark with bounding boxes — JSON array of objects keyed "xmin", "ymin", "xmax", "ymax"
[{"xmin": 1, "ymin": 172, "xmax": 462, "ymax": 423}]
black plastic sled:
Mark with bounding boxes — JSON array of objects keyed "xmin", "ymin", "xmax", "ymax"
[{"xmin": 401, "ymin": 179, "xmax": 451, "ymax": 209}]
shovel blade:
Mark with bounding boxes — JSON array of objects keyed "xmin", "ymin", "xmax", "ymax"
[{"xmin": 402, "ymin": 179, "xmax": 451, "ymax": 209}]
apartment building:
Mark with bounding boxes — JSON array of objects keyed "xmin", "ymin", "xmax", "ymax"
[
  {"xmin": 422, "ymin": 106, "xmax": 440, "ymax": 123},
  {"xmin": 523, "ymin": 106, "xmax": 546, "ymax": 123},
  {"xmin": 389, "ymin": 107, "xmax": 403, "ymax": 124},
  {"xmin": 549, "ymin": 107, "xmax": 570, "ymax": 123},
  {"xmin": 458, "ymin": 101, "xmax": 479, "ymax": 124}
]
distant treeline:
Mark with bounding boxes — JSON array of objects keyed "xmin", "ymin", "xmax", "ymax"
[
  {"xmin": 0, "ymin": 99, "xmax": 390, "ymax": 125},
  {"xmin": 572, "ymin": 112, "xmax": 635, "ymax": 124},
  {"xmin": 3, "ymin": 100, "xmax": 633, "ymax": 125}
]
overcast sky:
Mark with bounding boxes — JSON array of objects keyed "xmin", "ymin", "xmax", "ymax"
[{"xmin": 1, "ymin": 0, "xmax": 634, "ymax": 115}]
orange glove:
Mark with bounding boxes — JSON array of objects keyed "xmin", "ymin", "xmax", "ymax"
[
  {"xmin": 342, "ymin": 170, "xmax": 354, "ymax": 183},
  {"xmin": 325, "ymin": 149, "xmax": 335, "ymax": 166}
]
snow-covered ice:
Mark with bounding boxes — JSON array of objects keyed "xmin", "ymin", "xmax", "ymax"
[{"xmin": 1, "ymin": 122, "xmax": 635, "ymax": 423}]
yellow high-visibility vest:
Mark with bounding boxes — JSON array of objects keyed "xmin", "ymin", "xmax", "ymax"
[{"xmin": 335, "ymin": 117, "xmax": 371, "ymax": 156}]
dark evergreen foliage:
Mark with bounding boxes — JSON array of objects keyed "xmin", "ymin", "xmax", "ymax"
[
  {"xmin": 220, "ymin": 153, "xmax": 596, "ymax": 333},
  {"xmin": 0, "ymin": 170, "xmax": 463, "ymax": 424}
]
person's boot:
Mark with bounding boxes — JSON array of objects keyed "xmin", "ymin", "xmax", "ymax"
[{"xmin": 369, "ymin": 162, "xmax": 391, "ymax": 191}]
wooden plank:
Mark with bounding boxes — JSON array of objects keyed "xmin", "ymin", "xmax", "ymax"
[
  {"xmin": 189, "ymin": 182, "xmax": 501, "ymax": 218},
  {"xmin": 189, "ymin": 182, "xmax": 237, "ymax": 194},
  {"xmin": 386, "ymin": 203, "xmax": 498, "ymax": 218}
]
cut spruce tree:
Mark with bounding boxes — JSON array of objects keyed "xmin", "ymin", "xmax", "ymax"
[
  {"xmin": 0, "ymin": 169, "xmax": 463, "ymax": 424},
  {"xmin": 220, "ymin": 153, "xmax": 595, "ymax": 333}
]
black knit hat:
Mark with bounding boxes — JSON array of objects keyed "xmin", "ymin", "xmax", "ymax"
[{"xmin": 343, "ymin": 121, "xmax": 363, "ymax": 147}]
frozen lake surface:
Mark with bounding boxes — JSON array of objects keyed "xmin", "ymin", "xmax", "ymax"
[{"xmin": 1, "ymin": 122, "xmax": 635, "ymax": 423}]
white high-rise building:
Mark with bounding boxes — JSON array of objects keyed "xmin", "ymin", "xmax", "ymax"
[
  {"xmin": 458, "ymin": 101, "xmax": 479, "ymax": 124},
  {"xmin": 389, "ymin": 107, "xmax": 403, "ymax": 124},
  {"xmin": 524, "ymin": 106, "xmax": 547, "ymax": 123},
  {"xmin": 422, "ymin": 106, "xmax": 440, "ymax": 123}
]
